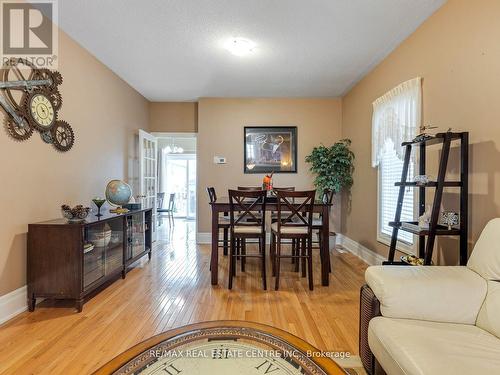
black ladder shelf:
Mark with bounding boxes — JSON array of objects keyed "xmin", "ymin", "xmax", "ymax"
[{"xmin": 384, "ymin": 131, "xmax": 469, "ymax": 266}]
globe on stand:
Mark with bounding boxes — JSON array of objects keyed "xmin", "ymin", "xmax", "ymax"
[{"xmin": 105, "ymin": 180, "xmax": 132, "ymax": 214}]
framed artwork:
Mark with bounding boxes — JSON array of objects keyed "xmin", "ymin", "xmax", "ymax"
[{"xmin": 244, "ymin": 126, "xmax": 297, "ymax": 174}]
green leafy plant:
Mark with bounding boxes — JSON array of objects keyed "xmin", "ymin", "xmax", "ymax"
[{"xmin": 305, "ymin": 139, "xmax": 355, "ymax": 194}]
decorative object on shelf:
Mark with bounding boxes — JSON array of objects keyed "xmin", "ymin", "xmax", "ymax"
[
  {"xmin": 418, "ymin": 205, "xmax": 432, "ymax": 228},
  {"xmin": 89, "ymin": 228, "xmax": 112, "ymax": 248},
  {"xmin": 0, "ymin": 58, "xmax": 75, "ymax": 151},
  {"xmin": 262, "ymin": 172, "xmax": 274, "ymax": 190},
  {"xmin": 123, "ymin": 202, "xmax": 141, "ymax": 211},
  {"xmin": 401, "ymin": 254, "xmax": 425, "ymax": 266},
  {"xmin": 412, "ymin": 124, "xmax": 438, "ymax": 143},
  {"xmin": 105, "ymin": 179, "xmax": 132, "ymax": 213},
  {"xmin": 413, "ymin": 174, "xmax": 431, "ymax": 186},
  {"xmin": 244, "ymin": 126, "xmax": 297, "ymax": 173},
  {"xmin": 61, "ymin": 204, "xmax": 90, "ymax": 222},
  {"xmin": 305, "ymin": 139, "xmax": 355, "ymax": 194},
  {"xmin": 83, "ymin": 243, "xmax": 94, "ymax": 254},
  {"xmin": 441, "ymin": 211, "xmax": 459, "ymax": 230},
  {"xmin": 92, "ymin": 197, "xmax": 106, "ymax": 217}
]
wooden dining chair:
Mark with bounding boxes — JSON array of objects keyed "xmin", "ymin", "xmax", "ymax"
[
  {"xmin": 228, "ymin": 189, "xmax": 267, "ymax": 290},
  {"xmin": 271, "ymin": 187, "xmax": 299, "ymax": 266},
  {"xmin": 270, "ymin": 190, "xmax": 316, "ymax": 290},
  {"xmin": 156, "ymin": 192, "xmax": 165, "ymax": 226},
  {"xmin": 158, "ymin": 193, "xmax": 175, "ymax": 226},
  {"xmin": 312, "ymin": 189, "xmax": 334, "ymax": 273},
  {"xmin": 237, "ymin": 186, "xmax": 262, "ymax": 191},
  {"xmin": 207, "ymin": 187, "xmax": 230, "ymax": 259}
]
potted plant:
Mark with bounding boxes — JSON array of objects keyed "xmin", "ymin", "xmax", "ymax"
[{"xmin": 305, "ymin": 139, "xmax": 355, "ymax": 195}]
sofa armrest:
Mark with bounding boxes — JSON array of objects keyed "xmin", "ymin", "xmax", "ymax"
[{"xmin": 365, "ymin": 265, "xmax": 487, "ymax": 324}]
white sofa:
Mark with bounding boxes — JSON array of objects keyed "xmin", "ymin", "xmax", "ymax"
[{"xmin": 364, "ymin": 218, "xmax": 500, "ymax": 375}]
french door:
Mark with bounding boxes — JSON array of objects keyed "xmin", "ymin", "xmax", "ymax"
[{"xmin": 138, "ymin": 129, "xmax": 158, "ymax": 240}]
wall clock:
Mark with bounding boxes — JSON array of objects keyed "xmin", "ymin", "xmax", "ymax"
[
  {"xmin": 93, "ymin": 321, "xmax": 345, "ymax": 375},
  {"xmin": 0, "ymin": 58, "xmax": 75, "ymax": 151}
]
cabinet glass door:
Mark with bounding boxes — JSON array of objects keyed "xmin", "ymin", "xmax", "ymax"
[
  {"xmin": 105, "ymin": 218, "xmax": 124, "ymax": 275},
  {"xmin": 83, "ymin": 223, "xmax": 106, "ymax": 289},
  {"xmin": 126, "ymin": 212, "xmax": 145, "ymax": 260}
]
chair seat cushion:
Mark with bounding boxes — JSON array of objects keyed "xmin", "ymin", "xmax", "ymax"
[
  {"xmin": 234, "ymin": 225, "xmax": 263, "ymax": 234},
  {"xmin": 271, "ymin": 222, "xmax": 308, "ymax": 234},
  {"xmin": 368, "ymin": 317, "xmax": 500, "ymax": 375}
]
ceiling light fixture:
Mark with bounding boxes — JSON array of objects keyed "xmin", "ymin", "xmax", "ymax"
[{"xmin": 224, "ymin": 37, "xmax": 256, "ymax": 57}]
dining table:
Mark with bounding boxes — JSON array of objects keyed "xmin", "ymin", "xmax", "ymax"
[{"xmin": 209, "ymin": 196, "xmax": 332, "ymax": 286}]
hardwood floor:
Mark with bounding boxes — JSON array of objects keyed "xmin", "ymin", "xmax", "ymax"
[{"xmin": 0, "ymin": 220, "xmax": 367, "ymax": 375}]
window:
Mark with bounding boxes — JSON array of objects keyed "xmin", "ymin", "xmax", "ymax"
[
  {"xmin": 378, "ymin": 140, "xmax": 414, "ymax": 247},
  {"xmin": 372, "ymin": 77, "xmax": 421, "ymax": 253}
]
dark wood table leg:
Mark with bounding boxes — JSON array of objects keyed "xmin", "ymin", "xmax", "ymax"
[
  {"xmin": 321, "ymin": 205, "xmax": 330, "ymax": 286},
  {"xmin": 211, "ymin": 205, "xmax": 219, "ymax": 285}
]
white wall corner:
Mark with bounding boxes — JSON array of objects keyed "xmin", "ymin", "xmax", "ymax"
[
  {"xmin": 336, "ymin": 234, "xmax": 385, "ymax": 266},
  {"xmin": 0, "ymin": 285, "xmax": 28, "ymax": 326}
]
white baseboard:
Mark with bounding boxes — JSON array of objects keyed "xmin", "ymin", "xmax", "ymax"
[
  {"xmin": 0, "ymin": 285, "xmax": 28, "ymax": 325},
  {"xmin": 197, "ymin": 232, "xmax": 211, "ymax": 244},
  {"xmin": 336, "ymin": 234, "xmax": 385, "ymax": 266}
]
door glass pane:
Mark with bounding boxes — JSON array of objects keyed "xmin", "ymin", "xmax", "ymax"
[
  {"xmin": 84, "ymin": 223, "xmax": 106, "ymax": 289},
  {"xmin": 127, "ymin": 212, "xmax": 145, "ymax": 260},
  {"xmin": 105, "ymin": 218, "xmax": 123, "ymax": 275}
]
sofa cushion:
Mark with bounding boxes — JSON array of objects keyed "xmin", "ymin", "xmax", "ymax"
[
  {"xmin": 477, "ymin": 280, "xmax": 500, "ymax": 339},
  {"xmin": 467, "ymin": 218, "xmax": 500, "ymax": 281},
  {"xmin": 368, "ymin": 317, "xmax": 500, "ymax": 375},
  {"xmin": 365, "ymin": 265, "xmax": 487, "ymax": 324}
]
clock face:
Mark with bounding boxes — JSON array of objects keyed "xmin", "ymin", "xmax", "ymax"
[
  {"xmin": 100, "ymin": 323, "xmax": 343, "ymax": 375},
  {"xmin": 138, "ymin": 340, "xmax": 305, "ymax": 375},
  {"xmin": 29, "ymin": 93, "xmax": 55, "ymax": 128}
]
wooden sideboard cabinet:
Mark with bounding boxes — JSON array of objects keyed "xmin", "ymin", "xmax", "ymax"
[{"xmin": 28, "ymin": 208, "xmax": 152, "ymax": 312}]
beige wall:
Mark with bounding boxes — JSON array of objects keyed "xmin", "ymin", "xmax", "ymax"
[
  {"xmin": 197, "ymin": 98, "xmax": 342, "ymax": 233},
  {"xmin": 149, "ymin": 102, "xmax": 198, "ymax": 132},
  {"xmin": 0, "ymin": 31, "xmax": 149, "ymax": 296},
  {"xmin": 341, "ymin": 0, "xmax": 500, "ymax": 264}
]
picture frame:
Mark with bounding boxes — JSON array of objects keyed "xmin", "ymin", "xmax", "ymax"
[{"xmin": 244, "ymin": 126, "xmax": 297, "ymax": 174}]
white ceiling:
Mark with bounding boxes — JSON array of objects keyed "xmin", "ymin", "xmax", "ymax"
[{"xmin": 53, "ymin": 0, "xmax": 445, "ymax": 101}]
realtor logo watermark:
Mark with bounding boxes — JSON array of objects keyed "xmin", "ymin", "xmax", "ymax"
[{"xmin": 0, "ymin": 0, "xmax": 58, "ymax": 68}]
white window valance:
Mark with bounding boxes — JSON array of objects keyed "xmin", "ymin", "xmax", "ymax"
[{"xmin": 371, "ymin": 77, "xmax": 422, "ymax": 167}]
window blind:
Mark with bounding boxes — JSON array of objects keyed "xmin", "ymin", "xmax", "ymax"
[{"xmin": 379, "ymin": 140, "xmax": 414, "ymax": 244}]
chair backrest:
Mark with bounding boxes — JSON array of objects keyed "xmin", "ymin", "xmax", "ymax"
[
  {"xmin": 206, "ymin": 187, "xmax": 217, "ymax": 203},
  {"xmin": 322, "ymin": 189, "xmax": 334, "ymax": 205},
  {"xmin": 275, "ymin": 190, "xmax": 316, "ymax": 233},
  {"xmin": 273, "ymin": 187, "xmax": 295, "ymax": 191},
  {"xmin": 237, "ymin": 186, "xmax": 262, "ymax": 191},
  {"xmin": 168, "ymin": 193, "xmax": 175, "ymax": 211},
  {"xmin": 228, "ymin": 189, "xmax": 267, "ymax": 231},
  {"xmin": 157, "ymin": 192, "xmax": 165, "ymax": 209}
]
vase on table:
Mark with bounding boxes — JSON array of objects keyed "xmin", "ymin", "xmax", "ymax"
[{"xmin": 92, "ymin": 197, "xmax": 106, "ymax": 217}]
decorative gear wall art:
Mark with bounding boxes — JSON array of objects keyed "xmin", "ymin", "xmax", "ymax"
[{"xmin": 0, "ymin": 58, "xmax": 75, "ymax": 152}]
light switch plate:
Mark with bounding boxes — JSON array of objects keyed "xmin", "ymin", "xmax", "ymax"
[{"xmin": 213, "ymin": 156, "xmax": 226, "ymax": 164}]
